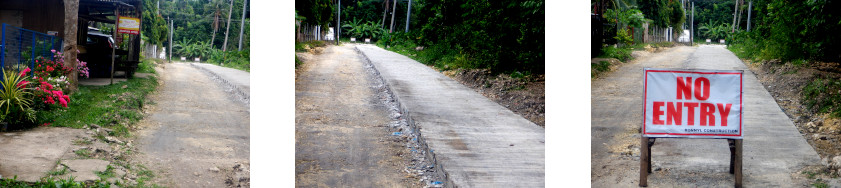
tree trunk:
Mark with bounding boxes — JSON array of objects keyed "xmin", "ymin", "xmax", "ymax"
[
  {"xmin": 382, "ymin": 0, "xmax": 389, "ymax": 29},
  {"xmin": 222, "ymin": 0, "xmax": 234, "ymax": 52},
  {"xmin": 389, "ymin": 0, "xmax": 396, "ymax": 33},
  {"xmin": 63, "ymin": 0, "xmax": 79, "ymax": 92},
  {"xmin": 736, "ymin": 0, "xmax": 743, "ymax": 30},
  {"xmin": 238, "ymin": 0, "xmax": 247, "ymax": 51},
  {"xmin": 732, "ymin": 0, "xmax": 739, "ymax": 32},
  {"xmin": 210, "ymin": 5, "xmax": 219, "ymax": 49}
]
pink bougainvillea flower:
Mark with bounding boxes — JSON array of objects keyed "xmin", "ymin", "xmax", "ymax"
[
  {"xmin": 50, "ymin": 49, "xmax": 56, "ymax": 53},
  {"xmin": 58, "ymin": 97, "xmax": 68, "ymax": 108},
  {"xmin": 19, "ymin": 67, "xmax": 30, "ymax": 76},
  {"xmin": 16, "ymin": 80, "xmax": 28, "ymax": 88},
  {"xmin": 41, "ymin": 82, "xmax": 53, "ymax": 90}
]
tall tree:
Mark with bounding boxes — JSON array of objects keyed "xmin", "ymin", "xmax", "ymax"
[
  {"xmin": 63, "ymin": 0, "xmax": 80, "ymax": 92},
  {"xmin": 238, "ymin": 0, "xmax": 248, "ymax": 51},
  {"xmin": 223, "ymin": 0, "xmax": 234, "ymax": 51}
]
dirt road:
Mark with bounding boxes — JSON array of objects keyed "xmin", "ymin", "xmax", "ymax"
[
  {"xmin": 295, "ymin": 45, "xmax": 418, "ymax": 187},
  {"xmin": 134, "ymin": 63, "xmax": 250, "ymax": 187},
  {"xmin": 592, "ymin": 45, "xmax": 820, "ymax": 187}
]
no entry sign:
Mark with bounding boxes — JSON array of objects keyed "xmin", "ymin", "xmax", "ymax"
[{"xmin": 642, "ymin": 68, "xmax": 743, "ymax": 139}]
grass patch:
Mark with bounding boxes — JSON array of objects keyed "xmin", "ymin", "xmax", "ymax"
[
  {"xmin": 803, "ymin": 78, "xmax": 841, "ymax": 117},
  {"xmin": 74, "ymin": 149, "xmax": 91, "ymax": 158},
  {"xmin": 129, "ymin": 164, "xmax": 161, "ymax": 188},
  {"xmin": 37, "ymin": 70, "xmax": 158, "ymax": 138},
  {"xmin": 0, "ymin": 176, "xmax": 111, "ymax": 188},
  {"xmin": 295, "ymin": 40, "xmax": 327, "ymax": 52},
  {"xmin": 812, "ymin": 179, "xmax": 829, "ymax": 188},
  {"xmin": 47, "ymin": 161, "xmax": 68, "ymax": 176},
  {"xmin": 137, "ymin": 59, "xmax": 157, "ymax": 74},
  {"xmin": 295, "ymin": 55, "xmax": 303, "ymax": 68},
  {"xmin": 598, "ymin": 45, "xmax": 633, "ymax": 62},
  {"xmin": 591, "ymin": 61, "xmax": 612, "ymax": 78},
  {"xmin": 73, "ymin": 138, "xmax": 92, "ymax": 145},
  {"xmin": 96, "ymin": 165, "xmax": 115, "ymax": 180}
]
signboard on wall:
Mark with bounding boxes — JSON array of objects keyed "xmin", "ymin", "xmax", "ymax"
[
  {"xmin": 642, "ymin": 68, "xmax": 744, "ymax": 139},
  {"xmin": 118, "ymin": 16, "xmax": 140, "ymax": 35}
]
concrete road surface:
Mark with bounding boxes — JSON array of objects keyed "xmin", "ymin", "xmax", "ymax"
[
  {"xmin": 357, "ymin": 45, "xmax": 545, "ymax": 187},
  {"xmin": 592, "ymin": 45, "xmax": 820, "ymax": 187}
]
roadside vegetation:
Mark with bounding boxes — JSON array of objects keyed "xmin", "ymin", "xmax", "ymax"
[
  {"xmin": 725, "ymin": 0, "xmax": 841, "ymax": 116},
  {"xmin": 142, "ymin": 0, "xmax": 250, "ymax": 71},
  {"xmin": 591, "ymin": 0, "xmax": 685, "ymax": 78},
  {"xmin": 714, "ymin": 0, "xmax": 841, "ymax": 184},
  {"xmin": 38, "ymin": 59, "xmax": 158, "ymax": 137},
  {"xmin": 0, "ymin": 58, "xmax": 160, "ymax": 188}
]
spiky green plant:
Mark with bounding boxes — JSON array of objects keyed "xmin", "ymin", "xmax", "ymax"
[{"xmin": 0, "ymin": 69, "xmax": 34, "ymax": 123}]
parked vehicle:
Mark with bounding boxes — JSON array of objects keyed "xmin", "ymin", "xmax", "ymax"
[{"xmin": 78, "ymin": 28, "xmax": 137, "ymax": 78}]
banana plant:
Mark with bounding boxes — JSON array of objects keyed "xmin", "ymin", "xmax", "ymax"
[{"xmin": 342, "ymin": 18, "xmax": 364, "ymax": 38}]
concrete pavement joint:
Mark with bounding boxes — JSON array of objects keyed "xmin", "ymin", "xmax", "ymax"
[
  {"xmin": 189, "ymin": 63, "xmax": 249, "ymax": 107},
  {"xmin": 355, "ymin": 45, "xmax": 453, "ymax": 188}
]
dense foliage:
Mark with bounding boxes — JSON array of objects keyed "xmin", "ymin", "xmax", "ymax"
[
  {"xmin": 407, "ymin": 0, "xmax": 545, "ymax": 74},
  {"xmin": 298, "ymin": 0, "xmax": 544, "ymax": 74},
  {"xmin": 729, "ymin": 0, "xmax": 841, "ymax": 62},
  {"xmin": 296, "ymin": 0, "xmax": 335, "ymax": 31},
  {"xmin": 637, "ymin": 0, "xmax": 684, "ymax": 29},
  {"xmin": 690, "ymin": 0, "xmax": 737, "ymax": 40},
  {"xmin": 142, "ymin": 0, "xmax": 250, "ymax": 54},
  {"xmin": 141, "ymin": 0, "xmax": 168, "ymax": 47}
]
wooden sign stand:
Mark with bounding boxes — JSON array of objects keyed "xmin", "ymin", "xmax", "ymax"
[{"xmin": 639, "ymin": 137, "xmax": 742, "ymax": 188}]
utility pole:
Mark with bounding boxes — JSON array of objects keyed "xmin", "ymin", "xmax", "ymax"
[
  {"xmin": 333, "ymin": 0, "xmax": 342, "ymax": 45},
  {"xmin": 222, "ymin": 0, "xmax": 234, "ymax": 51},
  {"xmin": 692, "ymin": 2, "xmax": 694, "ymax": 45},
  {"xmin": 169, "ymin": 17, "xmax": 173, "ymax": 63},
  {"xmin": 405, "ymin": 0, "xmax": 411, "ymax": 32},
  {"xmin": 389, "ymin": 0, "xmax": 396, "ymax": 33},
  {"xmin": 747, "ymin": 1, "xmax": 752, "ymax": 31},
  {"xmin": 382, "ymin": 0, "xmax": 388, "ymax": 29},
  {"xmin": 238, "ymin": 0, "xmax": 248, "ymax": 50}
]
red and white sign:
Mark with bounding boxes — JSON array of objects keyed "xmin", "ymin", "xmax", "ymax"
[
  {"xmin": 118, "ymin": 16, "xmax": 140, "ymax": 35},
  {"xmin": 643, "ymin": 68, "xmax": 743, "ymax": 139}
]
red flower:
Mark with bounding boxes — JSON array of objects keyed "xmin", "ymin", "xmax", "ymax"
[
  {"xmin": 58, "ymin": 96, "xmax": 67, "ymax": 107},
  {"xmin": 16, "ymin": 80, "xmax": 28, "ymax": 88},
  {"xmin": 19, "ymin": 67, "xmax": 30, "ymax": 76}
]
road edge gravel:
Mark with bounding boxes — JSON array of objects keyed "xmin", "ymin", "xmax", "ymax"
[
  {"xmin": 354, "ymin": 46, "xmax": 453, "ymax": 188},
  {"xmin": 189, "ymin": 63, "xmax": 250, "ymax": 106}
]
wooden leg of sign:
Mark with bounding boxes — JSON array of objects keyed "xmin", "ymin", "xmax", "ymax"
[
  {"xmin": 735, "ymin": 139, "xmax": 743, "ymax": 188},
  {"xmin": 640, "ymin": 136, "xmax": 649, "ymax": 187},
  {"xmin": 648, "ymin": 138, "xmax": 655, "ymax": 173},
  {"xmin": 729, "ymin": 139, "xmax": 736, "ymax": 174}
]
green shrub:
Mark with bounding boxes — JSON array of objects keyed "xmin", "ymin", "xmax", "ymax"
[
  {"xmin": 0, "ymin": 69, "xmax": 35, "ymax": 126},
  {"xmin": 208, "ymin": 49, "xmax": 250, "ymax": 72},
  {"xmin": 803, "ymin": 78, "xmax": 841, "ymax": 117},
  {"xmin": 600, "ymin": 46, "xmax": 633, "ymax": 62}
]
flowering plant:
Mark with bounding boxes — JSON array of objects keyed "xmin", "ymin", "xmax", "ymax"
[{"xmin": 25, "ymin": 50, "xmax": 80, "ymax": 108}]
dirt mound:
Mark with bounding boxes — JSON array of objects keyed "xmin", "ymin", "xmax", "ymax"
[
  {"xmin": 445, "ymin": 69, "xmax": 545, "ymax": 127},
  {"xmin": 747, "ymin": 59, "xmax": 841, "ymax": 160}
]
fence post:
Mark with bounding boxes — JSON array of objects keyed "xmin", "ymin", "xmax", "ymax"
[
  {"xmin": 49, "ymin": 36, "xmax": 55, "ymax": 60},
  {"xmin": 31, "ymin": 32, "xmax": 36, "ymax": 70},
  {"xmin": 0, "ymin": 23, "xmax": 5, "ymax": 68}
]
